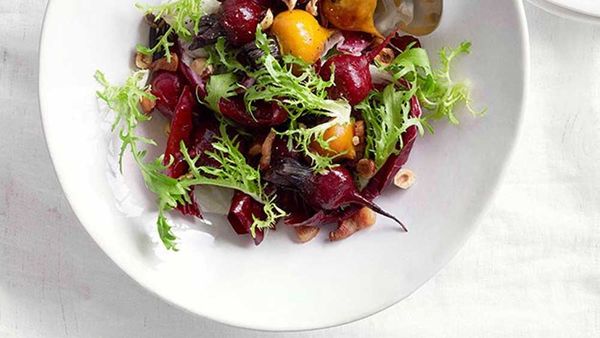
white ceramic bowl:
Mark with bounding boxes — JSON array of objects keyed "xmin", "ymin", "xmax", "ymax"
[{"xmin": 39, "ymin": 0, "xmax": 529, "ymax": 331}]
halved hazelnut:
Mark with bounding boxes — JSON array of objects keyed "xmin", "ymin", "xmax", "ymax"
[
  {"xmin": 151, "ymin": 53, "xmax": 179, "ymax": 72},
  {"xmin": 356, "ymin": 159, "xmax": 376, "ymax": 180},
  {"xmin": 260, "ymin": 9, "xmax": 274, "ymax": 31},
  {"xmin": 140, "ymin": 91, "xmax": 156, "ymax": 114},
  {"xmin": 135, "ymin": 52, "xmax": 152, "ymax": 70},
  {"xmin": 295, "ymin": 226, "xmax": 320, "ymax": 243},
  {"xmin": 394, "ymin": 168, "xmax": 416, "ymax": 190},
  {"xmin": 374, "ymin": 48, "xmax": 395, "ymax": 67},
  {"xmin": 330, "ymin": 207, "xmax": 376, "ymax": 241},
  {"xmin": 306, "ymin": 0, "xmax": 319, "ymax": 16}
]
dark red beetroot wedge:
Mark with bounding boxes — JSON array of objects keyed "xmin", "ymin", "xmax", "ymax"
[
  {"xmin": 320, "ymin": 30, "xmax": 400, "ymax": 106},
  {"xmin": 164, "ymin": 86, "xmax": 202, "ymax": 218},
  {"xmin": 265, "ymin": 158, "xmax": 407, "ymax": 231},
  {"xmin": 219, "ymin": 0, "xmax": 266, "ymax": 47},
  {"xmin": 227, "ymin": 191, "xmax": 267, "ymax": 245},
  {"xmin": 151, "ymin": 71, "xmax": 183, "ymax": 119},
  {"xmin": 218, "ymin": 97, "xmax": 288, "ymax": 128}
]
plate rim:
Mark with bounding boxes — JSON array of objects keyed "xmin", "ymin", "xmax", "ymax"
[
  {"xmin": 528, "ymin": 0, "xmax": 600, "ymax": 23},
  {"xmin": 37, "ymin": 0, "xmax": 531, "ymax": 331}
]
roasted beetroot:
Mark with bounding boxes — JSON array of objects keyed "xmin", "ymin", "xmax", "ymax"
[
  {"xmin": 337, "ymin": 31, "xmax": 371, "ymax": 55},
  {"xmin": 227, "ymin": 191, "xmax": 267, "ymax": 245},
  {"xmin": 390, "ymin": 35, "xmax": 422, "ymax": 51},
  {"xmin": 266, "ymin": 158, "xmax": 406, "ymax": 230},
  {"xmin": 150, "ymin": 71, "xmax": 183, "ymax": 119},
  {"xmin": 219, "ymin": 0, "xmax": 266, "ymax": 47},
  {"xmin": 320, "ymin": 54, "xmax": 372, "ymax": 105},
  {"xmin": 163, "ymin": 86, "xmax": 201, "ymax": 217},
  {"xmin": 164, "ymin": 86, "xmax": 196, "ymax": 176},
  {"xmin": 219, "ymin": 97, "xmax": 289, "ymax": 127},
  {"xmin": 320, "ymin": 31, "xmax": 403, "ymax": 105}
]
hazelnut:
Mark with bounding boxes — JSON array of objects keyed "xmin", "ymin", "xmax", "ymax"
[
  {"xmin": 356, "ymin": 159, "xmax": 376, "ymax": 180},
  {"xmin": 330, "ymin": 207, "xmax": 376, "ymax": 241},
  {"xmin": 394, "ymin": 168, "xmax": 416, "ymax": 190},
  {"xmin": 306, "ymin": 0, "xmax": 319, "ymax": 16},
  {"xmin": 140, "ymin": 94, "xmax": 156, "ymax": 114},
  {"xmin": 135, "ymin": 52, "xmax": 152, "ymax": 70},
  {"xmin": 151, "ymin": 53, "xmax": 179, "ymax": 72},
  {"xmin": 295, "ymin": 226, "xmax": 320, "ymax": 243},
  {"xmin": 374, "ymin": 48, "xmax": 395, "ymax": 67},
  {"xmin": 259, "ymin": 130, "xmax": 277, "ymax": 170},
  {"xmin": 248, "ymin": 143, "xmax": 263, "ymax": 157},
  {"xmin": 282, "ymin": 0, "xmax": 297, "ymax": 11},
  {"xmin": 260, "ymin": 9, "xmax": 274, "ymax": 31},
  {"xmin": 190, "ymin": 58, "xmax": 211, "ymax": 76}
]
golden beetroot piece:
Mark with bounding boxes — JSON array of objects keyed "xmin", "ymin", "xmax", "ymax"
[
  {"xmin": 312, "ymin": 123, "xmax": 356, "ymax": 160},
  {"xmin": 322, "ymin": 0, "xmax": 382, "ymax": 37},
  {"xmin": 271, "ymin": 9, "xmax": 331, "ymax": 64}
]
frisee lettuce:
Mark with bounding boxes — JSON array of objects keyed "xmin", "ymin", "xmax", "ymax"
[
  {"xmin": 359, "ymin": 42, "xmax": 482, "ymax": 169},
  {"xmin": 385, "ymin": 41, "xmax": 484, "ymax": 129},
  {"xmin": 95, "ymin": 70, "xmax": 285, "ymax": 249},
  {"xmin": 204, "ymin": 73, "xmax": 239, "ymax": 112},
  {"xmin": 202, "ymin": 28, "xmax": 351, "ymax": 172},
  {"xmin": 357, "ymin": 84, "xmax": 424, "ymax": 168},
  {"xmin": 180, "ymin": 122, "xmax": 287, "ymax": 236},
  {"xmin": 136, "ymin": 0, "xmax": 204, "ymax": 61},
  {"xmin": 95, "ymin": 70, "xmax": 191, "ymax": 250},
  {"xmin": 246, "ymin": 28, "xmax": 352, "ymax": 172}
]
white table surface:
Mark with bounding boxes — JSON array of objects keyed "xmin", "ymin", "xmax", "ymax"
[{"xmin": 1, "ymin": 1, "xmax": 599, "ymax": 337}]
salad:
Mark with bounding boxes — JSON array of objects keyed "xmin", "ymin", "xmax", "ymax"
[{"xmin": 95, "ymin": 0, "xmax": 480, "ymax": 250}]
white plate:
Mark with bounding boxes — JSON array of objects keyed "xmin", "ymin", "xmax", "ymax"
[
  {"xmin": 528, "ymin": 0, "xmax": 600, "ymax": 22},
  {"xmin": 39, "ymin": 0, "xmax": 529, "ymax": 331}
]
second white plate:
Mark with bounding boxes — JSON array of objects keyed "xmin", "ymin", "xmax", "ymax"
[{"xmin": 528, "ymin": 0, "xmax": 600, "ymax": 23}]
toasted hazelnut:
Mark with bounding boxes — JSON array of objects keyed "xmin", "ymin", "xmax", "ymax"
[
  {"xmin": 394, "ymin": 168, "xmax": 416, "ymax": 189},
  {"xmin": 353, "ymin": 120, "xmax": 366, "ymax": 158},
  {"xmin": 151, "ymin": 53, "xmax": 179, "ymax": 72},
  {"xmin": 135, "ymin": 52, "xmax": 153, "ymax": 70},
  {"xmin": 140, "ymin": 94, "xmax": 156, "ymax": 114},
  {"xmin": 356, "ymin": 159, "xmax": 376, "ymax": 180},
  {"xmin": 164, "ymin": 123, "xmax": 171, "ymax": 136},
  {"xmin": 260, "ymin": 9, "xmax": 274, "ymax": 31},
  {"xmin": 374, "ymin": 48, "xmax": 395, "ymax": 67},
  {"xmin": 295, "ymin": 226, "xmax": 320, "ymax": 243},
  {"xmin": 355, "ymin": 207, "xmax": 376, "ymax": 230},
  {"xmin": 282, "ymin": 0, "xmax": 297, "ymax": 11},
  {"xmin": 248, "ymin": 143, "xmax": 263, "ymax": 157},
  {"xmin": 259, "ymin": 130, "xmax": 277, "ymax": 170},
  {"xmin": 190, "ymin": 58, "xmax": 211, "ymax": 76},
  {"xmin": 330, "ymin": 207, "xmax": 376, "ymax": 241},
  {"xmin": 306, "ymin": 0, "xmax": 319, "ymax": 16}
]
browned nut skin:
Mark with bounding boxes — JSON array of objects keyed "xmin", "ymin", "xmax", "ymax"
[
  {"xmin": 356, "ymin": 158, "xmax": 376, "ymax": 180},
  {"xmin": 140, "ymin": 94, "xmax": 156, "ymax": 114},
  {"xmin": 295, "ymin": 226, "xmax": 320, "ymax": 243},
  {"xmin": 151, "ymin": 53, "xmax": 179, "ymax": 72},
  {"xmin": 329, "ymin": 207, "xmax": 376, "ymax": 241}
]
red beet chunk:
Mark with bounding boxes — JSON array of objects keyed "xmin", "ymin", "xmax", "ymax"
[
  {"xmin": 219, "ymin": 0, "xmax": 265, "ymax": 47},
  {"xmin": 337, "ymin": 31, "xmax": 371, "ymax": 55},
  {"xmin": 150, "ymin": 71, "xmax": 183, "ymax": 119},
  {"xmin": 219, "ymin": 97, "xmax": 288, "ymax": 128},
  {"xmin": 227, "ymin": 191, "xmax": 267, "ymax": 245},
  {"xmin": 320, "ymin": 54, "xmax": 372, "ymax": 105},
  {"xmin": 265, "ymin": 158, "xmax": 406, "ymax": 230},
  {"xmin": 163, "ymin": 86, "xmax": 202, "ymax": 218},
  {"xmin": 390, "ymin": 35, "xmax": 422, "ymax": 51},
  {"xmin": 164, "ymin": 86, "xmax": 195, "ymax": 175}
]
